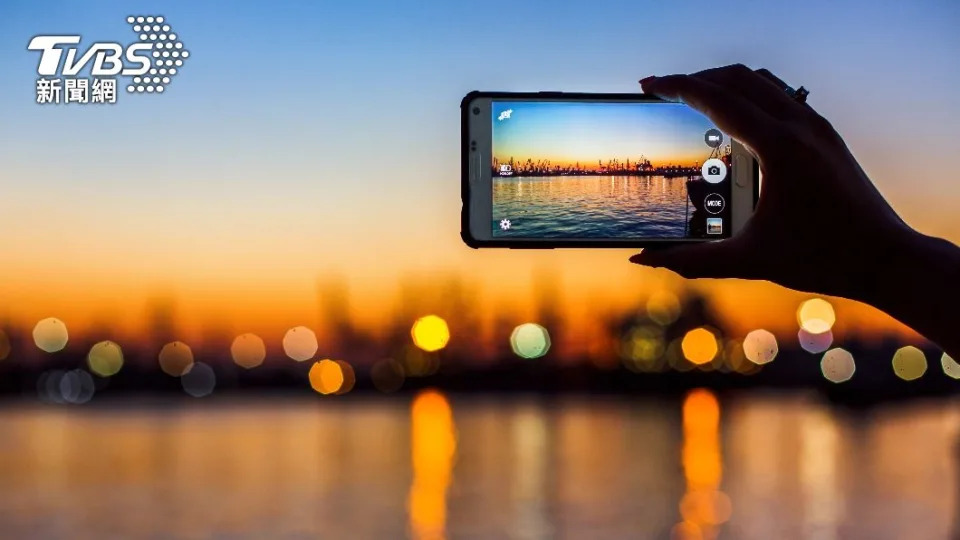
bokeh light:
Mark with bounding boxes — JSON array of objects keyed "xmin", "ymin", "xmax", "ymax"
[
  {"xmin": 892, "ymin": 346, "xmax": 927, "ymax": 381},
  {"xmin": 335, "ymin": 360, "xmax": 356, "ymax": 395},
  {"xmin": 510, "ymin": 323, "xmax": 551, "ymax": 359},
  {"xmin": 681, "ymin": 328, "xmax": 719, "ymax": 365},
  {"xmin": 798, "ymin": 329, "xmax": 833, "ymax": 354},
  {"xmin": 371, "ymin": 358, "xmax": 405, "ymax": 393},
  {"xmin": 647, "ymin": 290, "xmax": 681, "ymax": 326},
  {"xmin": 32, "ymin": 317, "xmax": 69, "ymax": 353},
  {"xmin": 820, "ymin": 348, "xmax": 856, "ymax": 383},
  {"xmin": 231, "ymin": 333, "xmax": 266, "ymax": 369},
  {"xmin": 742, "ymin": 329, "xmax": 778, "ymax": 365},
  {"xmin": 37, "ymin": 370, "xmax": 65, "ymax": 403},
  {"xmin": 667, "ymin": 338, "xmax": 694, "ymax": 372},
  {"xmin": 411, "ymin": 315, "xmax": 450, "ymax": 352},
  {"xmin": 309, "ymin": 359, "xmax": 344, "ymax": 395},
  {"xmin": 402, "ymin": 344, "xmax": 440, "ymax": 376},
  {"xmin": 621, "ymin": 325, "xmax": 665, "ymax": 372},
  {"xmin": 181, "ymin": 362, "xmax": 216, "ymax": 397},
  {"xmin": 797, "ymin": 298, "xmax": 836, "ymax": 334},
  {"xmin": 87, "ymin": 340, "xmax": 124, "ymax": 377},
  {"xmin": 39, "ymin": 369, "xmax": 95, "ymax": 404},
  {"xmin": 59, "ymin": 369, "xmax": 95, "ymax": 404},
  {"xmin": 0, "ymin": 329, "xmax": 10, "ymax": 361},
  {"xmin": 941, "ymin": 353, "xmax": 960, "ymax": 380},
  {"xmin": 724, "ymin": 339, "xmax": 760, "ymax": 375},
  {"xmin": 158, "ymin": 341, "xmax": 194, "ymax": 376},
  {"xmin": 283, "ymin": 326, "xmax": 319, "ymax": 361}
]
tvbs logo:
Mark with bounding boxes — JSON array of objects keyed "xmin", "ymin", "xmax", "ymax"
[
  {"xmin": 28, "ymin": 15, "xmax": 189, "ymax": 104},
  {"xmin": 29, "ymin": 36, "xmax": 152, "ymax": 77}
]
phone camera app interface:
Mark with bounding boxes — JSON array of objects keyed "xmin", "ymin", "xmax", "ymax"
[{"xmin": 491, "ymin": 101, "xmax": 732, "ymax": 239}]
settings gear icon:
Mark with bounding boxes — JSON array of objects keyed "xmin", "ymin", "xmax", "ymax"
[{"xmin": 499, "ymin": 219, "xmax": 512, "ymax": 231}]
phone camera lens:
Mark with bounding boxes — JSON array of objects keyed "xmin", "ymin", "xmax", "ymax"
[{"xmin": 472, "ymin": 107, "xmax": 480, "ymax": 115}]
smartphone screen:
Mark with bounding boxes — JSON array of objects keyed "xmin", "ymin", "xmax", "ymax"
[{"xmin": 489, "ymin": 100, "xmax": 732, "ymax": 239}]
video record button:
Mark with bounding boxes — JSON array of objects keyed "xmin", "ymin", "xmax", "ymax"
[{"xmin": 704, "ymin": 129, "xmax": 723, "ymax": 148}]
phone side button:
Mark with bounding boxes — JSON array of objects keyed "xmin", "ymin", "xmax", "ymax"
[
  {"xmin": 733, "ymin": 155, "xmax": 748, "ymax": 187},
  {"xmin": 471, "ymin": 154, "xmax": 481, "ymax": 182}
]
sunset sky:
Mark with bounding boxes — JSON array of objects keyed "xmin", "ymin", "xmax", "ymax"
[
  {"xmin": 0, "ymin": 0, "xmax": 958, "ymax": 350},
  {"xmin": 492, "ymin": 101, "xmax": 714, "ymax": 168}
]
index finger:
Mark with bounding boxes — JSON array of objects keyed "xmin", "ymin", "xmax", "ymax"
[{"xmin": 642, "ymin": 74, "xmax": 777, "ymax": 156}]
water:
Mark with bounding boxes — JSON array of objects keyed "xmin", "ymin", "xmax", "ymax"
[
  {"xmin": 0, "ymin": 393, "xmax": 957, "ymax": 539},
  {"xmin": 492, "ymin": 175, "xmax": 691, "ymax": 238}
]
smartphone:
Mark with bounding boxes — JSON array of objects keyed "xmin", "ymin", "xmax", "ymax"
[{"xmin": 461, "ymin": 91, "xmax": 758, "ymax": 248}]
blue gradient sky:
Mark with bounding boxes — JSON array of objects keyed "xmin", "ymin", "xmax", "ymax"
[{"xmin": 0, "ymin": 0, "xmax": 958, "ymax": 337}]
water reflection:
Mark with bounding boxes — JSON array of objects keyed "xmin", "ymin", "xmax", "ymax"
[
  {"xmin": 510, "ymin": 405, "xmax": 550, "ymax": 539},
  {"xmin": 0, "ymin": 395, "xmax": 956, "ymax": 538},
  {"xmin": 799, "ymin": 409, "xmax": 841, "ymax": 540},
  {"xmin": 493, "ymin": 175, "xmax": 690, "ymax": 237},
  {"xmin": 676, "ymin": 389, "xmax": 731, "ymax": 539},
  {"xmin": 409, "ymin": 390, "xmax": 456, "ymax": 540}
]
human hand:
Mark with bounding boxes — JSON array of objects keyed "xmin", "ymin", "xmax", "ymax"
[{"xmin": 630, "ymin": 64, "xmax": 913, "ymax": 301}]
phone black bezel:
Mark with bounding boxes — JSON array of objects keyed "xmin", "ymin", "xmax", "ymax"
[{"xmin": 460, "ymin": 90, "xmax": 759, "ymax": 249}]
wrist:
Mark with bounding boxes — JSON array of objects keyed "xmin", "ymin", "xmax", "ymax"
[
  {"xmin": 841, "ymin": 224, "xmax": 918, "ymax": 307},
  {"xmin": 858, "ymin": 225, "xmax": 960, "ymax": 350}
]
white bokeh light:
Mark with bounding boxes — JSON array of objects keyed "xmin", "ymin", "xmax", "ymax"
[
  {"xmin": 742, "ymin": 329, "xmax": 778, "ymax": 365},
  {"xmin": 283, "ymin": 326, "xmax": 319, "ymax": 362},
  {"xmin": 797, "ymin": 298, "xmax": 836, "ymax": 334},
  {"xmin": 510, "ymin": 323, "xmax": 551, "ymax": 359},
  {"xmin": 798, "ymin": 329, "xmax": 833, "ymax": 354},
  {"xmin": 941, "ymin": 353, "xmax": 960, "ymax": 379},
  {"xmin": 33, "ymin": 318, "xmax": 69, "ymax": 353},
  {"xmin": 181, "ymin": 362, "xmax": 216, "ymax": 397},
  {"xmin": 821, "ymin": 348, "xmax": 856, "ymax": 383}
]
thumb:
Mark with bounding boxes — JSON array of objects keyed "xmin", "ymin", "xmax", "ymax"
[{"xmin": 629, "ymin": 239, "xmax": 749, "ymax": 279}]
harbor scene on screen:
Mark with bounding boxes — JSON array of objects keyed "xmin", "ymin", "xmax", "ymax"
[{"xmin": 491, "ymin": 100, "xmax": 731, "ymax": 238}]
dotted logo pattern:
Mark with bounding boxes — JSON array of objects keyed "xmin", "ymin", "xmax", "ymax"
[{"xmin": 124, "ymin": 16, "xmax": 189, "ymax": 94}]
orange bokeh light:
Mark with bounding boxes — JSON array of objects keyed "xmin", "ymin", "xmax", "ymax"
[
  {"xmin": 308, "ymin": 359, "xmax": 344, "ymax": 395},
  {"xmin": 682, "ymin": 328, "xmax": 719, "ymax": 365}
]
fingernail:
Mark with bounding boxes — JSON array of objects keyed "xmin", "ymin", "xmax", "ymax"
[{"xmin": 639, "ymin": 76, "xmax": 657, "ymax": 85}]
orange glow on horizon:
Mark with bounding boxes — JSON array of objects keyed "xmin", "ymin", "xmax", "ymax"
[
  {"xmin": 0, "ymin": 246, "xmax": 924, "ymax": 362},
  {"xmin": 492, "ymin": 154, "xmax": 707, "ymax": 170}
]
